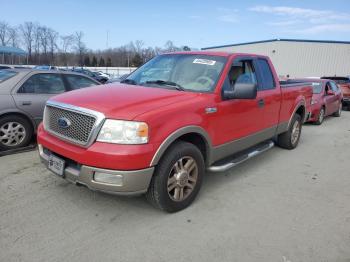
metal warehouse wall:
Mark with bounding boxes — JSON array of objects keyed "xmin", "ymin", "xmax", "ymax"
[{"xmin": 205, "ymin": 41, "xmax": 350, "ymax": 78}]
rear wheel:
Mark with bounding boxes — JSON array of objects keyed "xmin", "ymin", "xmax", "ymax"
[
  {"xmin": 146, "ymin": 141, "xmax": 204, "ymax": 213},
  {"xmin": 0, "ymin": 115, "xmax": 33, "ymax": 151},
  {"xmin": 315, "ymin": 107, "xmax": 325, "ymax": 125},
  {"xmin": 277, "ymin": 114, "xmax": 302, "ymax": 150}
]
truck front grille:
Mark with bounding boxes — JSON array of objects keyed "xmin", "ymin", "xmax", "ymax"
[{"xmin": 43, "ymin": 102, "xmax": 105, "ymax": 147}]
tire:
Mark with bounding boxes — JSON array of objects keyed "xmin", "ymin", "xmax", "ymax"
[
  {"xmin": 146, "ymin": 141, "xmax": 205, "ymax": 213},
  {"xmin": 314, "ymin": 107, "xmax": 325, "ymax": 125},
  {"xmin": 277, "ymin": 114, "xmax": 302, "ymax": 150},
  {"xmin": 333, "ymin": 104, "xmax": 342, "ymax": 117},
  {"xmin": 0, "ymin": 115, "xmax": 33, "ymax": 151}
]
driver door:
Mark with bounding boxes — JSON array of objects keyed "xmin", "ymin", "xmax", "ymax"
[{"xmin": 213, "ymin": 57, "xmax": 264, "ymax": 146}]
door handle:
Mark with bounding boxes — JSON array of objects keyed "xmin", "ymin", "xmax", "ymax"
[
  {"xmin": 258, "ymin": 99, "xmax": 265, "ymax": 108},
  {"xmin": 22, "ymin": 101, "xmax": 32, "ymax": 106}
]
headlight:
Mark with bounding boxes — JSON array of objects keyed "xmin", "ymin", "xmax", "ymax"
[
  {"xmin": 97, "ymin": 120, "xmax": 148, "ymax": 144},
  {"xmin": 311, "ymin": 99, "xmax": 318, "ymax": 105}
]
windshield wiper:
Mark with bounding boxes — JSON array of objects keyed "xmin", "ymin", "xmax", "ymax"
[
  {"xmin": 144, "ymin": 80, "xmax": 185, "ymax": 91},
  {"xmin": 120, "ymin": 78, "xmax": 137, "ymax": 85}
]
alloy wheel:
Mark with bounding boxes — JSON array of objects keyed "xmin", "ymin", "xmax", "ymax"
[
  {"xmin": 167, "ymin": 156, "xmax": 198, "ymax": 202},
  {"xmin": 0, "ymin": 122, "xmax": 26, "ymax": 147},
  {"xmin": 291, "ymin": 120, "xmax": 301, "ymax": 145}
]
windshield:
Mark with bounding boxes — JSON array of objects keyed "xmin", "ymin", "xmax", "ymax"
[
  {"xmin": 311, "ymin": 82, "xmax": 323, "ymax": 94},
  {"xmin": 124, "ymin": 54, "xmax": 227, "ymax": 92},
  {"xmin": 0, "ymin": 70, "xmax": 17, "ymax": 83}
]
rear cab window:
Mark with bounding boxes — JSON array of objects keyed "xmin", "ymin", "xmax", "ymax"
[
  {"xmin": 311, "ymin": 82, "xmax": 323, "ymax": 94},
  {"xmin": 256, "ymin": 59, "xmax": 275, "ymax": 90},
  {"xmin": 0, "ymin": 70, "xmax": 17, "ymax": 83}
]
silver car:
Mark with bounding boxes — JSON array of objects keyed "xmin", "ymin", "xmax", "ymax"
[{"xmin": 0, "ymin": 69, "xmax": 100, "ymax": 150}]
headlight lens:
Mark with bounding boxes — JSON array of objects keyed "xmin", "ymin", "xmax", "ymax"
[{"xmin": 97, "ymin": 120, "xmax": 148, "ymax": 144}]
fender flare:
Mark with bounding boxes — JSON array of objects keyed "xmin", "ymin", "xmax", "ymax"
[
  {"xmin": 150, "ymin": 126, "xmax": 212, "ymax": 167},
  {"xmin": 288, "ymin": 100, "xmax": 306, "ymax": 128}
]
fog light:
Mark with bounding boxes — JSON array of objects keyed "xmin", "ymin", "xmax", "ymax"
[{"xmin": 94, "ymin": 172, "xmax": 123, "ymax": 186}]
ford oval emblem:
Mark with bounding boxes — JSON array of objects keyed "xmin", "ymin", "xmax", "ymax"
[{"xmin": 58, "ymin": 117, "xmax": 71, "ymax": 129}]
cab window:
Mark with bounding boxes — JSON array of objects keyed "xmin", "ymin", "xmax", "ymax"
[{"xmin": 228, "ymin": 60, "xmax": 257, "ymax": 87}]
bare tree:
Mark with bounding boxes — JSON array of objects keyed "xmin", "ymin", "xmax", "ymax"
[
  {"xmin": 135, "ymin": 40, "xmax": 144, "ymax": 54},
  {"xmin": 0, "ymin": 21, "xmax": 10, "ymax": 46},
  {"xmin": 60, "ymin": 34, "xmax": 74, "ymax": 66},
  {"xmin": 20, "ymin": 22, "xmax": 35, "ymax": 62},
  {"xmin": 7, "ymin": 26, "xmax": 19, "ymax": 47},
  {"xmin": 39, "ymin": 26, "xmax": 49, "ymax": 57},
  {"xmin": 33, "ymin": 24, "xmax": 41, "ymax": 62},
  {"xmin": 74, "ymin": 31, "xmax": 86, "ymax": 66},
  {"xmin": 47, "ymin": 28, "xmax": 58, "ymax": 64}
]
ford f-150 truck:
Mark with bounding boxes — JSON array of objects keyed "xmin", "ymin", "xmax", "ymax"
[{"xmin": 38, "ymin": 52, "xmax": 312, "ymax": 212}]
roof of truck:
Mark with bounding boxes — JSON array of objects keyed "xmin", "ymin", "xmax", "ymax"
[{"xmin": 166, "ymin": 51, "xmax": 267, "ymax": 58}]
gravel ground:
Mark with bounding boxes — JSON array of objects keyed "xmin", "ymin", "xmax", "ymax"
[{"xmin": 1, "ymin": 111, "xmax": 350, "ymax": 262}]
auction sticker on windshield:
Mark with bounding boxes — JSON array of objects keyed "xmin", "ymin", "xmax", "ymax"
[{"xmin": 193, "ymin": 59, "xmax": 216, "ymax": 66}]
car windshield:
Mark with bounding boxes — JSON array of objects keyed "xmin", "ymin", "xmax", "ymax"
[
  {"xmin": 123, "ymin": 54, "xmax": 227, "ymax": 92},
  {"xmin": 0, "ymin": 70, "xmax": 17, "ymax": 83},
  {"xmin": 311, "ymin": 82, "xmax": 323, "ymax": 94}
]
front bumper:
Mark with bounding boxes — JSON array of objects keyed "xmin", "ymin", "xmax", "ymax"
[{"xmin": 39, "ymin": 144, "xmax": 154, "ymax": 195}]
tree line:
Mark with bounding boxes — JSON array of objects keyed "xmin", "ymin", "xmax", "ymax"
[{"xmin": 0, "ymin": 21, "xmax": 193, "ymax": 67}]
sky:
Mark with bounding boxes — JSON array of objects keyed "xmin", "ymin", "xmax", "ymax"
[{"xmin": 2, "ymin": 0, "xmax": 350, "ymax": 50}]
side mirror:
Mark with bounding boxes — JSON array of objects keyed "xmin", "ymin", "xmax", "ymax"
[
  {"xmin": 223, "ymin": 83, "xmax": 257, "ymax": 100},
  {"xmin": 327, "ymin": 90, "xmax": 335, "ymax": 96}
]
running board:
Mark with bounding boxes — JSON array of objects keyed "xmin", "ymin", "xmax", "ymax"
[{"xmin": 208, "ymin": 141, "xmax": 274, "ymax": 172}]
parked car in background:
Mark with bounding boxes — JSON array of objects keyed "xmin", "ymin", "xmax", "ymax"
[
  {"xmin": 94, "ymin": 71, "xmax": 111, "ymax": 79},
  {"xmin": 106, "ymin": 74, "xmax": 129, "ymax": 84},
  {"xmin": 38, "ymin": 52, "xmax": 312, "ymax": 212},
  {"xmin": 0, "ymin": 69, "xmax": 100, "ymax": 151},
  {"xmin": 33, "ymin": 65, "xmax": 58, "ymax": 70},
  {"xmin": 288, "ymin": 79, "xmax": 342, "ymax": 124},
  {"xmin": 0, "ymin": 65, "xmax": 12, "ymax": 70},
  {"xmin": 71, "ymin": 68, "xmax": 108, "ymax": 83},
  {"xmin": 321, "ymin": 76, "xmax": 350, "ymax": 109}
]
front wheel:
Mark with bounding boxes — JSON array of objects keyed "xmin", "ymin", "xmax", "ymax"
[
  {"xmin": 0, "ymin": 115, "xmax": 33, "ymax": 151},
  {"xmin": 146, "ymin": 141, "xmax": 205, "ymax": 213},
  {"xmin": 277, "ymin": 114, "xmax": 302, "ymax": 150}
]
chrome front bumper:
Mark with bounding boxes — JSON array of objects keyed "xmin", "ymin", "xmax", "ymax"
[{"xmin": 38, "ymin": 145, "xmax": 154, "ymax": 196}]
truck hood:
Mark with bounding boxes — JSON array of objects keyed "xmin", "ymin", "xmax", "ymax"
[{"xmin": 50, "ymin": 84, "xmax": 198, "ymax": 119}]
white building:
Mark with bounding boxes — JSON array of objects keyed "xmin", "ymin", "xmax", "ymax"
[{"xmin": 202, "ymin": 39, "xmax": 350, "ymax": 78}]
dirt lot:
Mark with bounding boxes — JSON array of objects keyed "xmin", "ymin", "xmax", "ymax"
[{"xmin": 1, "ymin": 112, "xmax": 350, "ymax": 262}]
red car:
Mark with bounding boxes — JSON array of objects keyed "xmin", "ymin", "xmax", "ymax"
[
  {"xmin": 38, "ymin": 52, "xmax": 312, "ymax": 212},
  {"xmin": 291, "ymin": 79, "xmax": 342, "ymax": 124},
  {"xmin": 321, "ymin": 76, "xmax": 350, "ymax": 109}
]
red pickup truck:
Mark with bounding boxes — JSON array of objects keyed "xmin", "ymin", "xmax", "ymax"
[{"xmin": 38, "ymin": 52, "xmax": 312, "ymax": 212}]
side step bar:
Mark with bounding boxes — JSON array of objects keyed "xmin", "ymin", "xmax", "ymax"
[{"xmin": 208, "ymin": 141, "xmax": 274, "ymax": 172}]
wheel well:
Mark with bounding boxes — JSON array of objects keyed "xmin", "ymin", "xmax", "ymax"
[
  {"xmin": 176, "ymin": 133, "xmax": 209, "ymax": 165},
  {"xmin": 295, "ymin": 105, "xmax": 305, "ymax": 119},
  {"xmin": 0, "ymin": 112, "xmax": 35, "ymax": 132}
]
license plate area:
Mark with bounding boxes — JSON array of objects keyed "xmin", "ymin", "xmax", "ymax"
[{"xmin": 48, "ymin": 154, "xmax": 65, "ymax": 177}]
